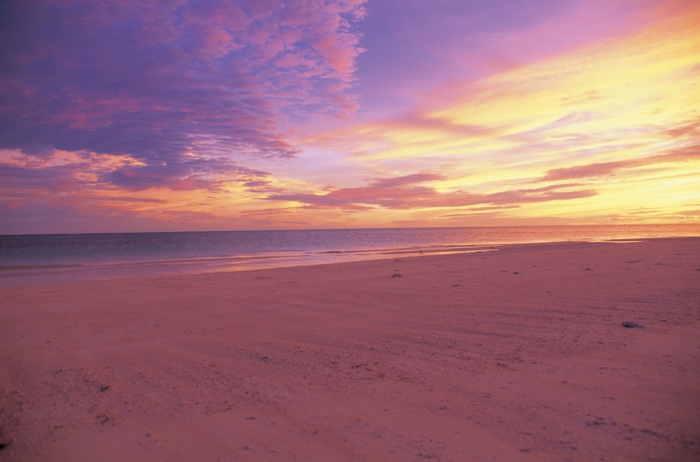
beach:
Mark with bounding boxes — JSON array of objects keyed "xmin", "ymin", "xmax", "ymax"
[{"xmin": 1, "ymin": 238, "xmax": 699, "ymax": 461}]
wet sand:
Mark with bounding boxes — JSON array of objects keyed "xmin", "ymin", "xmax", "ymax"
[{"xmin": 1, "ymin": 238, "xmax": 699, "ymax": 461}]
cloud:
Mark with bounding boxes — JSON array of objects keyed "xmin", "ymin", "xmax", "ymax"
[
  {"xmin": 0, "ymin": 151, "xmax": 272, "ymax": 194},
  {"xmin": 382, "ymin": 114, "xmax": 503, "ymax": 139},
  {"xmin": 0, "ymin": 155, "xmax": 276, "ymax": 233},
  {"xmin": 537, "ymin": 160, "xmax": 633, "ymax": 182},
  {"xmin": 356, "ymin": 0, "xmax": 667, "ymax": 115},
  {"xmin": 536, "ymin": 144, "xmax": 700, "ymax": 182},
  {"xmin": 0, "ymin": 163, "xmax": 85, "ymax": 194},
  {"xmin": 664, "ymin": 119, "xmax": 700, "ymax": 139},
  {"xmin": 102, "ymin": 157, "xmax": 271, "ymax": 192},
  {"xmin": 0, "ymin": 0, "xmax": 366, "ymax": 189},
  {"xmin": 267, "ymin": 173, "xmax": 595, "ymax": 210},
  {"xmin": 369, "ymin": 173, "xmax": 446, "ymax": 188}
]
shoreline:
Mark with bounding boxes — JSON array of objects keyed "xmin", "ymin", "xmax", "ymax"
[
  {"xmin": 2, "ymin": 224, "xmax": 698, "ymax": 288},
  {"xmin": 2, "ymin": 236, "xmax": 699, "ymax": 289},
  {"xmin": 0, "ymin": 244, "xmax": 499, "ymax": 289},
  {"xmin": 1, "ymin": 238, "xmax": 699, "ymax": 461}
]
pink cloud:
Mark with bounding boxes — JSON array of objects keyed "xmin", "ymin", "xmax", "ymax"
[
  {"xmin": 537, "ymin": 144, "xmax": 700, "ymax": 182},
  {"xmin": 665, "ymin": 119, "xmax": 700, "ymax": 139},
  {"xmin": 268, "ymin": 174, "xmax": 596, "ymax": 211}
]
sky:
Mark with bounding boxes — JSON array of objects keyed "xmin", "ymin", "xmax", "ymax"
[{"xmin": 0, "ymin": 0, "xmax": 699, "ymax": 234}]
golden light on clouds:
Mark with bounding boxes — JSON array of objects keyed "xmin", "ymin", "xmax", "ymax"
[
  {"xmin": 297, "ymin": 4, "xmax": 700, "ymax": 226},
  {"xmin": 2, "ymin": 0, "xmax": 698, "ymax": 232}
]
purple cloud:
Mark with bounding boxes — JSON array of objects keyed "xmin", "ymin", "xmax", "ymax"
[
  {"xmin": 0, "ymin": 155, "xmax": 271, "ymax": 197},
  {"xmin": 0, "ymin": 0, "xmax": 365, "ymax": 189}
]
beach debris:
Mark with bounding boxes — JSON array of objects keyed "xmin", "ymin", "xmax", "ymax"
[
  {"xmin": 621, "ymin": 321, "xmax": 645, "ymax": 329},
  {"xmin": 512, "ymin": 271, "xmax": 520, "ymax": 274},
  {"xmin": 585, "ymin": 267, "xmax": 593, "ymax": 271},
  {"xmin": 391, "ymin": 273, "xmax": 402, "ymax": 278},
  {"xmin": 96, "ymin": 414, "xmax": 114, "ymax": 425},
  {"xmin": 245, "ymin": 416, "xmax": 256, "ymax": 420}
]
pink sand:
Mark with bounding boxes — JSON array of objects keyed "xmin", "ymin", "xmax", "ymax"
[{"xmin": 1, "ymin": 239, "xmax": 699, "ymax": 461}]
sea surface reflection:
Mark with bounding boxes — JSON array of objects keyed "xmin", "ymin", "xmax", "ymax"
[{"xmin": 1, "ymin": 224, "xmax": 697, "ymax": 287}]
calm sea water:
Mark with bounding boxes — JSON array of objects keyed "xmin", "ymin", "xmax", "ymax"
[{"xmin": 1, "ymin": 224, "xmax": 698, "ymax": 287}]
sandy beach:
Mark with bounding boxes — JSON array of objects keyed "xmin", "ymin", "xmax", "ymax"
[{"xmin": 1, "ymin": 238, "xmax": 699, "ymax": 461}]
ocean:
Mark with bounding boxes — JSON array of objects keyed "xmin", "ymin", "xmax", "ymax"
[{"xmin": 1, "ymin": 224, "xmax": 698, "ymax": 287}]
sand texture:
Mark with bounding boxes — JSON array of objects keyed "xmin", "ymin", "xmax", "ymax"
[{"xmin": 1, "ymin": 239, "xmax": 699, "ymax": 461}]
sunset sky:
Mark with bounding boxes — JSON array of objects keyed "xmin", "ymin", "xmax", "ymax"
[{"xmin": 1, "ymin": 0, "xmax": 699, "ymax": 234}]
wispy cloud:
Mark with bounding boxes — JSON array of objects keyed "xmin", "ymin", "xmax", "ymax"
[
  {"xmin": 296, "ymin": 2, "xmax": 700, "ymax": 225},
  {"xmin": 536, "ymin": 144, "xmax": 700, "ymax": 182},
  {"xmin": 267, "ymin": 173, "xmax": 595, "ymax": 211}
]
